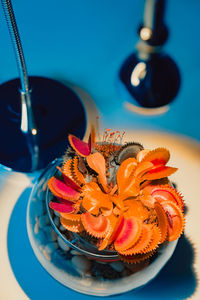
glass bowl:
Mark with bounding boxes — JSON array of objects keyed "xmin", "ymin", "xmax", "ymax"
[{"xmin": 26, "ymin": 158, "xmax": 178, "ymax": 296}]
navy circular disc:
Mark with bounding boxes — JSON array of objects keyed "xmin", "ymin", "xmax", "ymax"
[{"xmin": 0, "ymin": 77, "xmax": 86, "ymax": 172}]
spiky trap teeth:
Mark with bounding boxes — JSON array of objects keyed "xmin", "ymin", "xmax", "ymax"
[{"xmin": 48, "ymin": 127, "xmax": 186, "ymax": 264}]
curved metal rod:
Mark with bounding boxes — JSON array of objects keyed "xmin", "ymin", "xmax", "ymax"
[
  {"xmin": 1, "ymin": 0, "xmax": 29, "ymax": 92},
  {"xmin": 1, "ymin": 0, "xmax": 39, "ymax": 171}
]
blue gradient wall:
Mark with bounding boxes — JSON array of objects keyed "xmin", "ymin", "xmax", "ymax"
[{"xmin": 0, "ymin": 0, "xmax": 199, "ymax": 140}]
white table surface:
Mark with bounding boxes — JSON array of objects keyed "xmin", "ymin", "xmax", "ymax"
[{"xmin": 0, "ymin": 130, "xmax": 200, "ymax": 299}]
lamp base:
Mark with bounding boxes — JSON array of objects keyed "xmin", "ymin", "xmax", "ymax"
[
  {"xmin": 119, "ymin": 52, "xmax": 180, "ymax": 109},
  {"xmin": 0, "ymin": 76, "xmax": 87, "ymax": 172}
]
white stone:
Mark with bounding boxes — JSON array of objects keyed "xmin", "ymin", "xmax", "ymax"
[
  {"xmin": 39, "ymin": 215, "xmax": 50, "ymax": 228},
  {"xmin": 71, "ymin": 250, "xmax": 83, "ymax": 256},
  {"xmin": 30, "ymin": 200, "xmax": 44, "ymax": 217},
  {"xmin": 43, "ymin": 225, "xmax": 57, "ymax": 242},
  {"xmin": 71, "ymin": 255, "xmax": 91, "ymax": 274},
  {"xmin": 34, "ymin": 230, "xmax": 46, "ymax": 245},
  {"xmin": 44, "ymin": 243, "xmax": 59, "ymax": 257},
  {"xmin": 53, "ymin": 216, "xmax": 60, "ymax": 227},
  {"xmin": 110, "ymin": 261, "xmax": 124, "ymax": 272},
  {"xmin": 80, "ymin": 278, "xmax": 92, "ymax": 287},
  {"xmin": 57, "ymin": 236, "xmax": 70, "ymax": 252},
  {"xmin": 59, "ymin": 224, "xmax": 66, "ymax": 232},
  {"xmin": 42, "ymin": 181, "xmax": 48, "ymax": 191}
]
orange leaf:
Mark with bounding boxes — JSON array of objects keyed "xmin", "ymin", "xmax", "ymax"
[
  {"xmin": 118, "ymin": 224, "xmax": 153, "ymax": 255},
  {"xmin": 81, "ymin": 212, "xmax": 109, "ymax": 238},
  {"xmin": 119, "ymin": 251, "xmax": 154, "ymax": 264},
  {"xmin": 142, "ymin": 225, "xmax": 161, "ymax": 253},
  {"xmin": 86, "ymin": 153, "xmax": 109, "ymax": 193},
  {"xmin": 98, "ymin": 214, "xmax": 124, "ymax": 250},
  {"xmin": 142, "ymin": 166, "xmax": 178, "ymax": 180},
  {"xmin": 133, "ymin": 161, "xmax": 154, "ymax": 178},
  {"xmin": 81, "ymin": 182, "xmax": 112, "ymax": 215},
  {"xmin": 124, "ymin": 199, "xmax": 149, "ymax": 221},
  {"xmin": 160, "ymin": 201, "xmax": 185, "ymax": 242},
  {"xmin": 60, "ymin": 216, "xmax": 84, "ymax": 233},
  {"xmin": 114, "ymin": 217, "xmax": 142, "ymax": 252},
  {"xmin": 154, "ymin": 202, "xmax": 168, "ymax": 243},
  {"xmin": 62, "ymin": 158, "xmax": 73, "ymax": 178},
  {"xmin": 148, "ymin": 185, "xmax": 184, "ymax": 212},
  {"xmin": 136, "ymin": 149, "xmax": 150, "ymax": 162},
  {"xmin": 116, "ymin": 158, "xmax": 137, "ymax": 193},
  {"xmin": 140, "ymin": 148, "xmax": 170, "ymax": 165},
  {"xmin": 71, "ymin": 156, "xmax": 86, "ymax": 185}
]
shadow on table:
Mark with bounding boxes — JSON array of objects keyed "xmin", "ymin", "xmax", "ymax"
[{"xmin": 124, "ymin": 234, "xmax": 197, "ymax": 300}]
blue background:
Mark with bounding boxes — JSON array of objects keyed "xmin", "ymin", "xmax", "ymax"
[
  {"xmin": 1, "ymin": 0, "xmax": 200, "ymax": 299},
  {"xmin": 0, "ymin": 0, "xmax": 200, "ymax": 140}
]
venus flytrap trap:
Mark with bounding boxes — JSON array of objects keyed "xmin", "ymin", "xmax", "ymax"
[{"xmin": 48, "ymin": 128, "xmax": 185, "ymax": 264}]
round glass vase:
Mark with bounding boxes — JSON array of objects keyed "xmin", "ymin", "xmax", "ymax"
[{"xmin": 27, "ymin": 158, "xmax": 178, "ymax": 296}]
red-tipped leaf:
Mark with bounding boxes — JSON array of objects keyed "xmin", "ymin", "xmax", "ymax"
[
  {"xmin": 56, "ymin": 166, "xmax": 81, "ymax": 190},
  {"xmin": 68, "ymin": 134, "xmax": 91, "ymax": 157},
  {"xmin": 48, "ymin": 177, "xmax": 79, "ymax": 201},
  {"xmin": 49, "ymin": 201, "xmax": 74, "ymax": 213}
]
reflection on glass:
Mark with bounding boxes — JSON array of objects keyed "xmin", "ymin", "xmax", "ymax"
[
  {"xmin": 140, "ymin": 27, "xmax": 152, "ymax": 41},
  {"xmin": 131, "ymin": 62, "xmax": 147, "ymax": 86}
]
